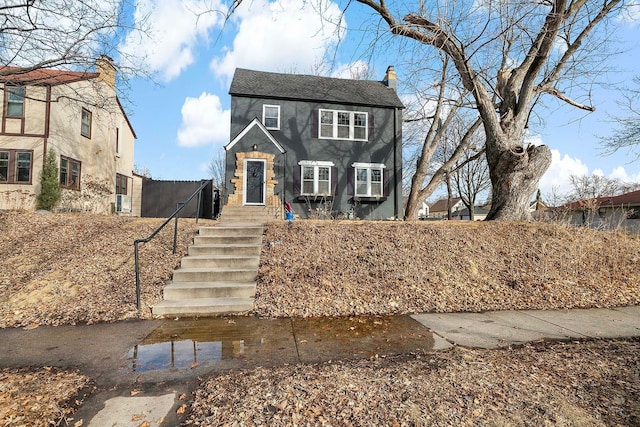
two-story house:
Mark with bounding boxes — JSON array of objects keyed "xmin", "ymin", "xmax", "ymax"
[
  {"xmin": 0, "ymin": 56, "xmax": 139, "ymax": 215},
  {"xmin": 224, "ymin": 67, "xmax": 404, "ymax": 220}
]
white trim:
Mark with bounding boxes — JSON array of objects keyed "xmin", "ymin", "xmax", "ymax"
[
  {"xmin": 353, "ymin": 163, "xmax": 384, "ymax": 197},
  {"xmin": 243, "ymin": 158, "xmax": 267, "ymax": 206},
  {"xmin": 299, "ymin": 162, "xmax": 333, "ymax": 196},
  {"xmin": 262, "ymin": 104, "xmax": 280, "ymax": 130},
  {"xmin": 319, "ymin": 109, "xmax": 368, "ymax": 141},
  {"xmin": 352, "ymin": 162, "xmax": 386, "ymax": 168},
  {"xmin": 298, "ymin": 160, "xmax": 335, "ymax": 167},
  {"xmin": 224, "ymin": 117, "xmax": 286, "ymax": 153}
]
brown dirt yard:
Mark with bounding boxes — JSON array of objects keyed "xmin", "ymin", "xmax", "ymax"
[{"xmin": 1, "ymin": 211, "xmax": 639, "ymax": 426}]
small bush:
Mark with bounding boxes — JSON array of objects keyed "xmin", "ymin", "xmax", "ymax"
[{"xmin": 36, "ymin": 149, "xmax": 61, "ymax": 210}]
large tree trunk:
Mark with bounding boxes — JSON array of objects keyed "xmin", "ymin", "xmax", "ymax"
[{"xmin": 485, "ymin": 143, "xmax": 552, "ymax": 221}]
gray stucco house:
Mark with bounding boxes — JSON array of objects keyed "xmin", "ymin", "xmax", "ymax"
[{"xmin": 224, "ymin": 67, "xmax": 404, "ymax": 220}]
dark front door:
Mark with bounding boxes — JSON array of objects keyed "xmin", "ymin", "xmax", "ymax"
[{"xmin": 245, "ymin": 160, "xmax": 265, "ymax": 205}]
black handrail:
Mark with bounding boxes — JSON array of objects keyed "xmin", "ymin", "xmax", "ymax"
[{"xmin": 134, "ymin": 179, "xmax": 210, "ymax": 310}]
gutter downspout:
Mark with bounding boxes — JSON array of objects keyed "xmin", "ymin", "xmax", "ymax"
[
  {"xmin": 393, "ymin": 107, "xmax": 399, "ymax": 220},
  {"xmin": 43, "ymin": 85, "xmax": 52, "ymax": 166}
]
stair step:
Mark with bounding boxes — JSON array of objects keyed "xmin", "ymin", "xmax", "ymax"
[
  {"xmin": 152, "ymin": 297, "xmax": 254, "ymax": 317},
  {"xmin": 172, "ymin": 267, "xmax": 257, "ymax": 282},
  {"xmin": 198, "ymin": 226, "xmax": 264, "ymax": 236},
  {"xmin": 163, "ymin": 282, "xmax": 256, "ymax": 299},
  {"xmin": 193, "ymin": 235, "xmax": 262, "ymax": 245},
  {"xmin": 181, "ymin": 255, "xmax": 260, "ymax": 269},
  {"xmin": 188, "ymin": 244, "xmax": 261, "ymax": 256}
]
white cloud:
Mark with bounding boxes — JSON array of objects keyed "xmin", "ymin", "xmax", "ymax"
[
  {"xmin": 177, "ymin": 92, "xmax": 230, "ymax": 147},
  {"xmin": 330, "ymin": 61, "xmax": 370, "ymax": 79},
  {"xmin": 538, "ymin": 149, "xmax": 589, "ymax": 196},
  {"xmin": 121, "ymin": 0, "xmax": 226, "ymax": 82},
  {"xmin": 210, "ymin": 0, "xmax": 345, "ymax": 81}
]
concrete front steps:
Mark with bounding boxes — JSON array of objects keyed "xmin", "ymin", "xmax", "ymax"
[
  {"xmin": 152, "ymin": 222, "xmax": 264, "ymax": 317},
  {"xmin": 219, "ymin": 205, "xmax": 281, "ymax": 224}
]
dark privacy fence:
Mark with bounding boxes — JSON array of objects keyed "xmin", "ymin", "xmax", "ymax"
[{"xmin": 140, "ymin": 179, "xmax": 219, "ymax": 219}]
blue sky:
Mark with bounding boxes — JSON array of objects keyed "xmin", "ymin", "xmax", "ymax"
[{"xmin": 119, "ymin": 0, "xmax": 640, "ymax": 200}]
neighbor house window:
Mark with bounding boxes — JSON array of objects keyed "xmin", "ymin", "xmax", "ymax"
[
  {"xmin": 60, "ymin": 156, "xmax": 81, "ymax": 190},
  {"xmin": 263, "ymin": 105, "xmax": 280, "ymax": 130},
  {"xmin": 319, "ymin": 109, "xmax": 368, "ymax": 141},
  {"xmin": 6, "ymin": 86, "xmax": 25, "ymax": 117},
  {"xmin": 299, "ymin": 160, "xmax": 334, "ymax": 196},
  {"xmin": 0, "ymin": 152, "xmax": 8, "ymax": 181},
  {"xmin": 0, "ymin": 150, "xmax": 32, "ymax": 184},
  {"xmin": 115, "ymin": 173, "xmax": 127, "ymax": 195},
  {"xmin": 115, "ymin": 127, "xmax": 120, "ymax": 156},
  {"xmin": 353, "ymin": 162, "xmax": 384, "ymax": 197},
  {"xmin": 81, "ymin": 108, "xmax": 92, "ymax": 138}
]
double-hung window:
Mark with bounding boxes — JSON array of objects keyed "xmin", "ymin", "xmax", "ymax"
[
  {"xmin": 299, "ymin": 161, "xmax": 334, "ymax": 196},
  {"xmin": 6, "ymin": 86, "xmax": 25, "ymax": 118},
  {"xmin": 353, "ymin": 163, "xmax": 385, "ymax": 197},
  {"xmin": 60, "ymin": 156, "xmax": 81, "ymax": 190},
  {"xmin": 0, "ymin": 150, "xmax": 32, "ymax": 184},
  {"xmin": 263, "ymin": 105, "xmax": 280, "ymax": 130},
  {"xmin": 81, "ymin": 108, "xmax": 92, "ymax": 138},
  {"xmin": 319, "ymin": 109, "xmax": 368, "ymax": 141},
  {"xmin": 115, "ymin": 173, "xmax": 128, "ymax": 195}
]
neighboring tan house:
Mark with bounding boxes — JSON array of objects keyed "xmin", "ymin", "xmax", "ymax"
[
  {"xmin": 224, "ymin": 67, "xmax": 404, "ymax": 220},
  {"xmin": 429, "ymin": 197, "xmax": 464, "ymax": 219},
  {"xmin": 558, "ymin": 189, "xmax": 640, "ymax": 232},
  {"xmin": 0, "ymin": 56, "xmax": 139, "ymax": 215},
  {"xmin": 452, "ymin": 205, "xmax": 491, "ymax": 221}
]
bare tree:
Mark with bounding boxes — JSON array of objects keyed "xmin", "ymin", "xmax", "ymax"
[
  {"xmin": 354, "ymin": 0, "xmax": 627, "ymax": 220},
  {"xmin": 403, "ymin": 55, "xmax": 483, "ymax": 219},
  {"xmin": 601, "ymin": 76, "xmax": 640, "ymax": 160},
  {"xmin": 453, "ymin": 150, "xmax": 491, "ymax": 221},
  {"xmin": 568, "ymin": 174, "xmax": 622, "ymax": 200},
  {"xmin": 209, "ymin": 151, "xmax": 226, "ymax": 188},
  {"xmin": 0, "ymin": 0, "xmax": 150, "ymax": 106}
]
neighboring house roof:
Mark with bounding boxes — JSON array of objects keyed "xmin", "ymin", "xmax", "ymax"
[
  {"xmin": 0, "ymin": 66, "xmax": 99, "ymax": 85},
  {"xmin": 454, "ymin": 206, "xmax": 491, "ymax": 216},
  {"xmin": 562, "ymin": 189, "xmax": 640, "ymax": 210},
  {"xmin": 229, "ymin": 68, "xmax": 405, "ymax": 109},
  {"xmin": 429, "ymin": 197, "xmax": 462, "ymax": 213}
]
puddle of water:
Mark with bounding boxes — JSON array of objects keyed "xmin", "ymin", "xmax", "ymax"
[
  {"xmin": 124, "ymin": 317, "xmax": 294, "ymax": 372},
  {"xmin": 124, "ymin": 315, "xmax": 435, "ymax": 372}
]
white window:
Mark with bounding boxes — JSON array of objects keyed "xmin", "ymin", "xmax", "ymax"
[
  {"xmin": 319, "ymin": 109, "xmax": 368, "ymax": 141},
  {"xmin": 263, "ymin": 105, "xmax": 280, "ymax": 130},
  {"xmin": 6, "ymin": 86, "xmax": 25, "ymax": 117},
  {"xmin": 353, "ymin": 162, "xmax": 385, "ymax": 197},
  {"xmin": 299, "ymin": 160, "xmax": 334, "ymax": 196}
]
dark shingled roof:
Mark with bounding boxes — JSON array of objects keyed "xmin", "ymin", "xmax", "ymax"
[{"xmin": 229, "ymin": 68, "xmax": 404, "ymax": 109}]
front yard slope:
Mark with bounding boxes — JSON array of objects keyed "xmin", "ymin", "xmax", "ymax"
[
  {"xmin": 256, "ymin": 221, "xmax": 640, "ymax": 317},
  {"xmin": 0, "ymin": 212, "xmax": 204, "ymax": 328}
]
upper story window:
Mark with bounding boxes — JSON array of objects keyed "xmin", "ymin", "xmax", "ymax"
[
  {"xmin": 6, "ymin": 85, "xmax": 25, "ymax": 118},
  {"xmin": 0, "ymin": 150, "xmax": 32, "ymax": 184},
  {"xmin": 299, "ymin": 160, "xmax": 334, "ymax": 196},
  {"xmin": 81, "ymin": 108, "xmax": 92, "ymax": 138},
  {"xmin": 263, "ymin": 105, "xmax": 280, "ymax": 130},
  {"xmin": 353, "ymin": 162, "xmax": 384, "ymax": 197},
  {"xmin": 319, "ymin": 109, "xmax": 368, "ymax": 141},
  {"xmin": 60, "ymin": 156, "xmax": 81, "ymax": 190}
]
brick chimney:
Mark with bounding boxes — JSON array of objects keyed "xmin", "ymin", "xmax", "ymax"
[
  {"xmin": 96, "ymin": 55, "xmax": 116, "ymax": 88},
  {"xmin": 383, "ymin": 65, "xmax": 397, "ymax": 91}
]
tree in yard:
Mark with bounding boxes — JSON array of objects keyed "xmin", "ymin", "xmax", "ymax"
[
  {"xmin": 208, "ymin": 150, "xmax": 226, "ymax": 188},
  {"xmin": 453, "ymin": 149, "xmax": 491, "ymax": 221},
  {"xmin": 403, "ymin": 55, "xmax": 483, "ymax": 220},
  {"xmin": 36, "ymin": 149, "xmax": 61, "ymax": 211},
  {"xmin": 355, "ymin": 0, "xmax": 628, "ymax": 220},
  {"xmin": 601, "ymin": 76, "xmax": 640, "ymax": 161}
]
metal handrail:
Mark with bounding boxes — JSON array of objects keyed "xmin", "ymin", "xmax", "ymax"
[{"xmin": 133, "ymin": 179, "xmax": 210, "ymax": 310}]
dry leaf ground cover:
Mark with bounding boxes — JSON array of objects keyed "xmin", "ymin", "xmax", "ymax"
[
  {"xmin": 256, "ymin": 221, "xmax": 640, "ymax": 317},
  {"xmin": 0, "ymin": 211, "xmax": 210, "ymax": 328},
  {"xmin": 0, "ymin": 367, "xmax": 90, "ymax": 427},
  {"xmin": 186, "ymin": 339, "xmax": 640, "ymax": 426}
]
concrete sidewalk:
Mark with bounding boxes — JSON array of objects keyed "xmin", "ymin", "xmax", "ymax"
[{"xmin": 0, "ymin": 306, "xmax": 638, "ymax": 426}]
